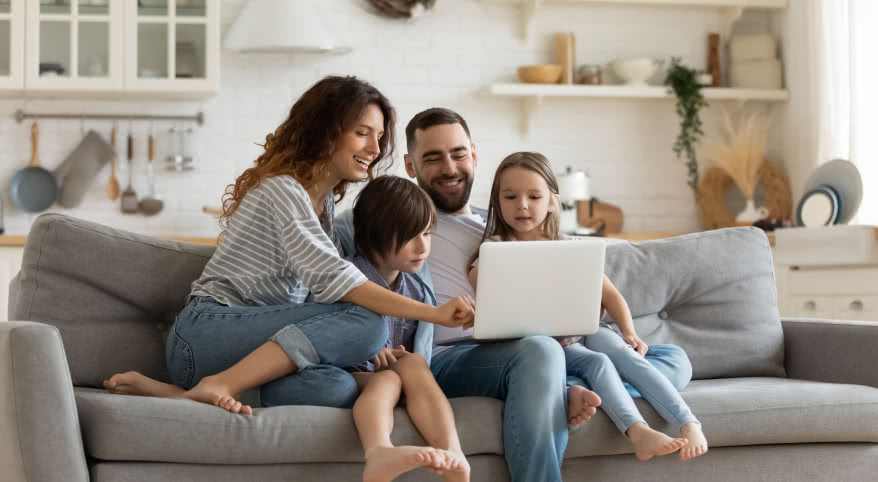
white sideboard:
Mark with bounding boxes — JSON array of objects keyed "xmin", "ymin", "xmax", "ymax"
[{"xmin": 0, "ymin": 247, "xmax": 23, "ymax": 321}]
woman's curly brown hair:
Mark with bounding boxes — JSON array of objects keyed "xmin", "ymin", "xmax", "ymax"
[{"xmin": 219, "ymin": 76, "xmax": 397, "ymax": 231}]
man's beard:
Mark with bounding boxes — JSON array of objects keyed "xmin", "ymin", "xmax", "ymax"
[{"xmin": 418, "ymin": 175, "xmax": 473, "ymax": 214}]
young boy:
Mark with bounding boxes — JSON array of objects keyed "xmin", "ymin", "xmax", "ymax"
[{"xmin": 104, "ymin": 176, "xmax": 471, "ymax": 482}]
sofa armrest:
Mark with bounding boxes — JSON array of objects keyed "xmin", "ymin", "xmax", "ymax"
[
  {"xmin": 782, "ymin": 318, "xmax": 878, "ymax": 388},
  {"xmin": 0, "ymin": 321, "xmax": 89, "ymax": 482}
]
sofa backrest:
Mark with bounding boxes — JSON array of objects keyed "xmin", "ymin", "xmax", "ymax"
[
  {"xmin": 9, "ymin": 215, "xmax": 783, "ymax": 388},
  {"xmin": 8, "ymin": 214, "xmax": 215, "ymax": 387},
  {"xmin": 604, "ymin": 227, "xmax": 785, "ymax": 379}
]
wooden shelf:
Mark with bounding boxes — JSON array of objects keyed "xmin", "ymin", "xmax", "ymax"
[
  {"xmin": 483, "ymin": 0, "xmax": 786, "ymax": 7},
  {"xmin": 488, "ymin": 83, "xmax": 789, "ymax": 135},
  {"xmin": 481, "ymin": 0, "xmax": 788, "ymax": 40},
  {"xmin": 490, "ymin": 83, "xmax": 789, "ymax": 100}
]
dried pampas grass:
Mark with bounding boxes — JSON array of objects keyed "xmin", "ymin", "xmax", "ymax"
[{"xmin": 702, "ymin": 107, "xmax": 774, "ymax": 200}]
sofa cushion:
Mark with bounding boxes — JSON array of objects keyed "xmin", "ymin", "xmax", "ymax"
[
  {"xmin": 566, "ymin": 377, "xmax": 878, "ymax": 458},
  {"xmin": 77, "ymin": 378, "xmax": 878, "ymax": 464},
  {"xmin": 75, "ymin": 389, "xmax": 504, "ymax": 464},
  {"xmin": 605, "ymin": 227, "xmax": 785, "ymax": 379},
  {"xmin": 9, "ymin": 214, "xmax": 215, "ymax": 388}
]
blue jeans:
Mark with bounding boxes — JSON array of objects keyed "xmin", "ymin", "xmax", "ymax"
[
  {"xmin": 166, "ymin": 296, "xmax": 388, "ymax": 408},
  {"xmin": 430, "ymin": 336, "xmax": 568, "ymax": 482},
  {"xmin": 566, "ymin": 326, "xmax": 698, "ymax": 434}
]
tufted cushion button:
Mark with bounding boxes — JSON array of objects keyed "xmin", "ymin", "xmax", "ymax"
[{"xmin": 658, "ymin": 310, "xmax": 668, "ymax": 320}]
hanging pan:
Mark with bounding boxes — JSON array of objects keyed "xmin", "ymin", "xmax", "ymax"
[{"xmin": 9, "ymin": 122, "xmax": 58, "ymax": 212}]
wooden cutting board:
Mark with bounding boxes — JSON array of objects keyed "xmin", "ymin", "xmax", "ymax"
[{"xmin": 577, "ymin": 199, "xmax": 624, "ymax": 235}]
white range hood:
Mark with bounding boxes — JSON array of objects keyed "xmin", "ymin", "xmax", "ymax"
[{"xmin": 224, "ymin": 0, "xmax": 351, "ymax": 54}]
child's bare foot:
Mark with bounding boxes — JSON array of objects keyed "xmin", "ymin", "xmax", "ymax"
[
  {"xmin": 441, "ymin": 449, "xmax": 470, "ymax": 482},
  {"xmin": 680, "ymin": 422, "xmax": 709, "ymax": 461},
  {"xmin": 103, "ymin": 371, "xmax": 186, "ymax": 398},
  {"xmin": 628, "ymin": 422, "xmax": 687, "ymax": 461},
  {"xmin": 363, "ymin": 446, "xmax": 449, "ymax": 482},
  {"xmin": 182, "ymin": 375, "xmax": 253, "ymax": 415},
  {"xmin": 567, "ymin": 385, "xmax": 601, "ymax": 427}
]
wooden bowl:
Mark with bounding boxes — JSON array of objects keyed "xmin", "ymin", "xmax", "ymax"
[{"xmin": 518, "ymin": 64, "xmax": 562, "ymax": 84}]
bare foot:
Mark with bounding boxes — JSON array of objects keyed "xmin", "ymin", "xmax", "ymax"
[
  {"xmin": 680, "ymin": 422, "xmax": 709, "ymax": 461},
  {"xmin": 627, "ymin": 422, "xmax": 687, "ymax": 461},
  {"xmin": 182, "ymin": 375, "xmax": 253, "ymax": 415},
  {"xmin": 441, "ymin": 449, "xmax": 471, "ymax": 482},
  {"xmin": 567, "ymin": 385, "xmax": 601, "ymax": 427},
  {"xmin": 103, "ymin": 371, "xmax": 185, "ymax": 398},
  {"xmin": 363, "ymin": 446, "xmax": 449, "ymax": 482}
]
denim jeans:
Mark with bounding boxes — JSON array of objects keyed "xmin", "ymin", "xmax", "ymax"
[
  {"xmin": 430, "ymin": 336, "xmax": 568, "ymax": 482},
  {"xmin": 166, "ymin": 296, "xmax": 388, "ymax": 408},
  {"xmin": 566, "ymin": 326, "xmax": 698, "ymax": 434}
]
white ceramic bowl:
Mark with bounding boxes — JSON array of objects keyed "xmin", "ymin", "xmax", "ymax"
[{"xmin": 611, "ymin": 58, "xmax": 659, "ymax": 86}]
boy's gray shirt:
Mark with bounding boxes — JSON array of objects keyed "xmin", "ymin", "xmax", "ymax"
[{"xmin": 334, "ymin": 209, "xmax": 438, "ymax": 366}]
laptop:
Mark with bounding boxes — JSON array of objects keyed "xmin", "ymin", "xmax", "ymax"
[{"xmin": 436, "ymin": 239, "xmax": 605, "ymax": 345}]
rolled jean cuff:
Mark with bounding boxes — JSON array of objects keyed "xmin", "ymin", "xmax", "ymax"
[{"xmin": 272, "ymin": 324, "xmax": 320, "ymax": 369}]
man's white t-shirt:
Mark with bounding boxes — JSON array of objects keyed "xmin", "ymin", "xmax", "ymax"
[{"xmin": 429, "ymin": 211, "xmax": 486, "ymax": 349}]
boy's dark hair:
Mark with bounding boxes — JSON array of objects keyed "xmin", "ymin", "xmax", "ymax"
[
  {"xmin": 404, "ymin": 107, "xmax": 471, "ymax": 153},
  {"xmin": 353, "ymin": 176, "xmax": 437, "ymax": 265}
]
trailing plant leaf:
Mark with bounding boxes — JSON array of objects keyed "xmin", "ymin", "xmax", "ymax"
[{"xmin": 664, "ymin": 57, "xmax": 708, "ymax": 197}]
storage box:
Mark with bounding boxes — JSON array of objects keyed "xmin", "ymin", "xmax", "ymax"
[
  {"xmin": 730, "ymin": 59, "xmax": 783, "ymax": 89},
  {"xmin": 730, "ymin": 34, "xmax": 777, "ymax": 61}
]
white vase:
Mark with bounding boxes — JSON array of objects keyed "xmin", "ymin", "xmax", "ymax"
[{"xmin": 736, "ymin": 199, "xmax": 769, "ymax": 223}]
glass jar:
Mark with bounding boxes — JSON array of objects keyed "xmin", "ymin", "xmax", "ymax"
[{"xmin": 578, "ymin": 64, "xmax": 602, "ymax": 85}]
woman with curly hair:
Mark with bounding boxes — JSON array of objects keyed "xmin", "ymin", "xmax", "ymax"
[{"xmin": 104, "ymin": 76, "xmax": 474, "ymax": 418}]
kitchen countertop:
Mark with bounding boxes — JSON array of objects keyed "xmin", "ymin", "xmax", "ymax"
[
  {"xmin": 0, "ymin": 235, "xmax": 218, "ymax": 247},
  {"xmin": 0, "ymin": 231, "xmax": 784, "ymax": 248}
]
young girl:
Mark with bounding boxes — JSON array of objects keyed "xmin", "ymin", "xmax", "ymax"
[
  {"xmin": 105, "ymin": 176, "xmax": 470, "ymax": 482},
  {"xmin": 466, "ymin": 152, "xmax": 708, "ymax": 462}
]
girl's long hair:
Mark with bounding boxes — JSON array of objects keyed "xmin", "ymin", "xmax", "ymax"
[
  {"xmin": 467, "ymin": 152, "xmax": 561, "ymax": 270},
  {"xmin": 219, "ymin": 76, "xmax": 396, "ymax": 231}
]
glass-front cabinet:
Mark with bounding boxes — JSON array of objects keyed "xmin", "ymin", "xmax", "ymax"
[
  {"xmin": 13, "ymin": 0, "xmax": 218, "ymax": 97},
  {"xmin": 25, "ymin": 0, "xmax": 124, "ymax": 91},
  {"xmin": 125, "ymin": 0, "xmax": 219, "ymax": 95},
  {"xmin": 0, "ymin": 0, "xmax": 24, "ymax": 89}
]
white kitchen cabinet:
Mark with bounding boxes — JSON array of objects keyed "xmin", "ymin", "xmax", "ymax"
[
  {"xmin": 124, "ymin": 0, "xmax": 219, "ymax": 97},
  {"xmin": 0, "ymin": 0, "xmax": 24, "ymax": 90},
  {"xmin": 0, "ymin": 246, "xmax": 23, "ymax": 322},
  {"xmin": 16, "ymin": 0, "xmax": 218, "ymax": 98},
  {"xmin": 25, "ymin": 0, "xmax": 124, "ymax": 92}
]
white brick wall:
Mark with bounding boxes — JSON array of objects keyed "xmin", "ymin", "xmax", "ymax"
[{"xmin": 0, "ymin": 0, "xmax": 802, "ymax": 238}]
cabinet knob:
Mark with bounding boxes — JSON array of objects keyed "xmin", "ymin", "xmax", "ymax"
[
  {"xmin": 803, "ymin": 300, "xmax": 817, "ymax": 310},
  {"xmin": 850, "ymin": 300, "xmax": 864, "ymax": 311}
]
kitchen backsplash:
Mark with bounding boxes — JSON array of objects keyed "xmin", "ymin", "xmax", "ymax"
[{"xmin": 0, "ymin": 0, "xmax": 787, "ymax": 238}]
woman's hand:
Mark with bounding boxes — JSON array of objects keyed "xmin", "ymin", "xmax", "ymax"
[
  {"xmin": 371, "ymin": 346, "xmax": 409, "ymax": 371},
  {"xmin": 623, "ymin": 333, "xmax": 648, "ymax": 357},
  {"xmin": 433, "ymin": 296, "xmax": 475, "ymax": 329},
  {"xmin": 554, "ymin": 336, "xmax": 582, "ymax": 347}
]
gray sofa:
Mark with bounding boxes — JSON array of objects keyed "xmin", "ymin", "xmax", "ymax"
[{"xmin": 2, "ymin": 213, "xmax": 878, "ymax": 482}]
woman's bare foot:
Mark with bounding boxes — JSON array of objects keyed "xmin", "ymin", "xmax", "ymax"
[
  {"xmin": 627, "ymin": 422, "xmax": 687, "ymax": 461},
  {"xmin": 680, "ymin": 422, "xmax": 709, "ymax": 461},
  {"xmin": 182, "ymin": 375, "xmax": 253, "ymax": 415},
  {"xmin": 363, "ymin": 446, "xmax": 450, "ymax": 482},
  {"xmin": 441, "ymin": 449, "xmax": 470, "ymax": 482},
  {"xmin": 567, "ymin": 385, "xmax": 601, "ymax": 427},
  {"xmin": 103, "ymin": 371, "xmax": 185, "ymax": 398}
]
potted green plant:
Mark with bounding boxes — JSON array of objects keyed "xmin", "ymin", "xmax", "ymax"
[{"xmin": 664, "ymin": 57, "xmax": 708, "ymax": 197}]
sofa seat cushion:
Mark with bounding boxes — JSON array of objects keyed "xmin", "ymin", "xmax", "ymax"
[
  {"xmin": 75, "ymin": 388, "xmax": 503, "ymax": 464},
  {"xmin": 566, "ymin": 377, "xmax": 878, "ymax": 458}
]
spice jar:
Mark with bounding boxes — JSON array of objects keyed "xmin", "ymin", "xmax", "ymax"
[{"xmin": 578, "ymin": 64, "xmax": 602, "ymax": 85}]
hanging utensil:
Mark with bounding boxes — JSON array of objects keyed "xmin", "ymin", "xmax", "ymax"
[
  {"xmin": 139, "ymin": 133, "xmax": 164, "ymax": 216},
  {"xmin": 8, "ymin": 122, "xmax": 58, "ymax": 213},
  {"xmin": 107, "ymin": 126, "xmax": 120, "ymax": 200},
  {"xmin": 120, "ymin": 131, "xmax": 139, "ymax": 214}
]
